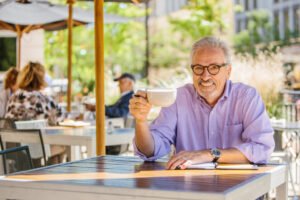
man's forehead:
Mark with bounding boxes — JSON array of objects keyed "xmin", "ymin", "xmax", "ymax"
[
  {"xmin": 193, "ymin": 47, "xmax": 225, "ymax": 62},
  {"xmin": 119, "ymin": 77, "xmax": 131, "ymax": 82},
  {"xmin": 194, "ymin": 47, "xmax": 225, "ymax": 57}
]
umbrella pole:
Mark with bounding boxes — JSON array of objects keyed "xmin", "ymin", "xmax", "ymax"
[
  {"xmin": 16, "ymin": 25, "xmax": 22, "ymax": 70},
  {"xmin": 67, "ymin": 0, "xmax": 75, "ymax": 113},
  {"xmin": 95, "ymin": 0, "xmax": 105, "ymax": 155}
]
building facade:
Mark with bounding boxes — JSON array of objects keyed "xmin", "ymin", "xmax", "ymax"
[
  {"xmin": 149, "ymin": 0, "xmax": 188, "ymax": 17},
  {"xmin": 235, "ymin": 0, "xmax": 300, "ymax": 39}
]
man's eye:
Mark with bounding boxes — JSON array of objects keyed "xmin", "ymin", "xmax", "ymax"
[
  {"xmin": 210, "ymin": 65, "xmax": 219, "ymax": 70},
  {"xmin": 195, "ymin": 66, "xmax": 203, "ymax": 70}
]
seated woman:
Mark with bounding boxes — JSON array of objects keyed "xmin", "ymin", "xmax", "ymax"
[
  {"xmin": 0, "ymin": 67, "xmax": 19, "ymax": 118},
  {"xmin": 5, "ymin": 62, "xmax": 63, "ymax": 125},
  {"xmin": 5, "ymin": 62, "xmax": 65, "ymax": 166}
]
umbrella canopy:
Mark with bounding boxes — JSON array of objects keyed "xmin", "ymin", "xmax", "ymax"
[
  {"xmin": 0, "ymin": 0, "xmax": 130, "ymax": 68},
  {"xmin": 0, "ymin": 0, "xmax": 131, "ymax": 113}
]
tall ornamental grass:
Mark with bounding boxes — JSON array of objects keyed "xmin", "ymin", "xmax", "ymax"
[{"xmin": 230, "ymin": 52, "xmax": 285, "ymax": 116}]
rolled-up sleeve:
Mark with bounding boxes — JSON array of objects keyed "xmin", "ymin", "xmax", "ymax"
[
  {"xmin": 133, "ymin": 102, "xmax": 178, "ymax": 161},
  {"xmin": 234, "ymin": 88, "xmax": 275, "ymax": 163}
]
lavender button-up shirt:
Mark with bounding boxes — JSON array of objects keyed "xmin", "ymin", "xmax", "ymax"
[{"xmin": 134, "ymin": 80, "xmax": 275, "ymax": 163}]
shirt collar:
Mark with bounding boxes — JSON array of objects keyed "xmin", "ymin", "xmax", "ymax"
[
  {"xmin": 219, "ymin": 80, "xmax": 231, "ymax": 101},
  {"xmin": 120, "ymin": 90, "xmax": 132, "ymax": 97}
]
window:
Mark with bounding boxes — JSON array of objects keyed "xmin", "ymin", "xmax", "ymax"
[
  {"xmin": 284, "ymin": 9, "xmax": 290, "ymax": 32},
  {"xmin": 294, "ymin": 6, "xmax": 300, "ymax": 36},
  {"xmin": 245, "ymin": 0, "xmax": 249, "ymax": 11},
  {"xmin": 253, "ymin": 0, "xmax": 257, "ymax": 9},
  {"xmin": 245, "ymin": 18, "xmax": 249, "ymax": 29},
  {"xmin": 274, "ymin": 0, "xmax": 279, "ymax": 3},
  {"xmin": 274, "ymin": 11, "xmax": 280, "ymax": 40},
  {"xmin": 237, "ymin": 19, "xmax": 242, "ymax": 33}
]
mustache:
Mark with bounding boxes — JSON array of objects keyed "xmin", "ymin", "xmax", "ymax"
[{"xmin": 198, "ymin": 79, "xmax": 216, "ymax": 85}]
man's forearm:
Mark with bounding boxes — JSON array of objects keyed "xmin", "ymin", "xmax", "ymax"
[
  {"xmin": 135, "ymin": 121, "xmax": 155, "ymax": 157},
  {"xmin": 217, "ymin": 148, "xmax": 249, "ymax": 163}
]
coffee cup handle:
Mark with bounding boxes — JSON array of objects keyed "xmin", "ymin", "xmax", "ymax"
[{"xmin": 134, "ymin": 89, "xmax": 147, "ymax": 98}]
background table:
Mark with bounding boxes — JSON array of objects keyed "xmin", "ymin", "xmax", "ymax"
[
  {"xmin": 272, "ymin": 122, "xmax": 300, "ymax": 194},
  {"xmin": 1, "ymin": 126, "xmax": 135, "ymax": 160},
  {"xmin": 0, "ymin": 156, "xmax": 287, "ymax": 200}
]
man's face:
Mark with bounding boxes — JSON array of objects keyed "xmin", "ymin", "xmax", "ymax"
[
  {"xmin": 118, "ymin": 77, "xmax": 133, "ymax": 93},
  {"xmin": 192, "ymin": 47, "xmax": 231, "ymax": 106}
]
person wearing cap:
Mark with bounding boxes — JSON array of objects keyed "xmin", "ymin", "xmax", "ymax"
[{"xmin": 85, "ymin": 73, "xmax": 135, "ymax": 118}]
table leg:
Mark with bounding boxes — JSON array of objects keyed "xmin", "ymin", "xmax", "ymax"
[
  {"xmin": 276, "ymin": 167, "xmax": 288, "ymax": 200},
  {"xmin": 70, "ymin": 146, "xmax": 82, "ymax": 161},
  {"xmin": 86, "ymin": 139, "xmax": 95, "ymax": 158}
]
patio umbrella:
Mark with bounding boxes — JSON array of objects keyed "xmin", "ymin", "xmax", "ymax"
[
  {"xmin": 0, "ymin": 0, "xmax": 130, "ymax": 112},
  {"xmin": 81, "ymin": 0, "xmax": 149, "ymax": 155},
  {"xmin": 0, "ymin": 0, "xmax": 129, "ymax": 68}
]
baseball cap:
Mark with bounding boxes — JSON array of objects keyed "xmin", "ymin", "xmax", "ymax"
[{"xmin": 113, "ymin": 73, "xmax": 135, "ymax": 82}]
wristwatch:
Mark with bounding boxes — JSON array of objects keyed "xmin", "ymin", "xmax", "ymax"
[{"xmin": 210, "ymin": 148, "xmax": 221, "ymax": 163}]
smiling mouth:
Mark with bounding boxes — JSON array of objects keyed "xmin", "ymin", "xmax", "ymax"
[{"xmin": 200, "ymin": 82, "xmax": 214, "ymax": 87}]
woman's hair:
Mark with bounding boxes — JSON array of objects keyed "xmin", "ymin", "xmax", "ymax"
[
  {"xmin": 17, "ymin": 62, "xmax": 47, "ymax": 91},
  {"xmin": 3, "ymin": 67, "xmax": 19, "ymax": 90}
]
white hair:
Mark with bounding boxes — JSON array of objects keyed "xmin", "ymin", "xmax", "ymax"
[{"xmin": 190, "ymin": 37, "xmax": 231, "ymax": 65}]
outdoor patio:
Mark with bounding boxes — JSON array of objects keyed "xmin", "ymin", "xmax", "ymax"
[{"xmin": 0, "ymin": 0, "xmax": 300, "ymax": 199}]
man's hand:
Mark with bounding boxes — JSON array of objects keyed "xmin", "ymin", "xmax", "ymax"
[
  {"xmin": 166, "ymin": 150, "xmax": 213, "ymax": 170},
  {"xmin": 129, "ymin": 90, "xmax": 154, "ymax": 157},
  {"xmin": 129, "ymin": 90, "xmax": 152, "ymax": 123}
]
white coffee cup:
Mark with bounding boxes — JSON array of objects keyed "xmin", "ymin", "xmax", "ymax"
[{"xmin": 146, "ymin": 88, "xmax": 177, "ymax": 107}]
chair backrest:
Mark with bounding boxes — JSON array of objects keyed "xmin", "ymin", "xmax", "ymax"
[
  {"xmin": 0, "ymin": 145, "xmax": 33, "ymax": 175},
  {"xmin": 124, "ymin": 115, "xmax": 135, "ymax": 128},
  {"xmin": 0, "ymin": 118, "xmax": 15, "ymax": 129},
  {"xmin": 0, "ymin": 135, "xmax": 3, "ymax": 151},
  {"xmin": 106, "ymin": 118, "xmax": 124, "ymax": 129},
  {"xmin": 282, "ymin": 103, "xmax": 298, "ymax": 122},
  {"xmin": 0, "ymin": 129, "xmax": 47, "ymax": 167}
]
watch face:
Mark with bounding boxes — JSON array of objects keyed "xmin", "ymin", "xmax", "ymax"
[{"xmin": 212, "ymin": 149, "xmax": 221, "ymax": 156}]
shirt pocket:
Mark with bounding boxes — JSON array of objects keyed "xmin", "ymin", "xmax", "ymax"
[{"xmin": 225, "ymin": 123, "xmax": 243, "ymax": 146}]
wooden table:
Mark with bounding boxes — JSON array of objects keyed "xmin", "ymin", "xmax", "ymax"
[
  {"xmin": 0, "ymin": 156, "xmax": 287, "ymax": 200},
  {"xmin": 1, "ymin": 127, "xmax": 135, "ymax": 160}
]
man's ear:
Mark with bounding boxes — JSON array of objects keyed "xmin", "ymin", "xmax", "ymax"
[
  {"xmin": 226, "ymin": 65, "xmax": 232, "ymax": 80},
  {"xmin": 129, "ymin": 79, "xmax": 134, "ymax": 87}
]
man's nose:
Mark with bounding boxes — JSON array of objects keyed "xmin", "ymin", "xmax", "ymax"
[{"xmin": 201, "ymin": 68, "xmax": 211, "ymax": 80}]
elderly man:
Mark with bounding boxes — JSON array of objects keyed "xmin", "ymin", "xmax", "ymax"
[
  {"xmin": 129, "ymin": 37, "xmax": 274, "ymax": 170},
  {"xmin": 85, "ymin": 73, "xmax": 135, "ymax": 118}
]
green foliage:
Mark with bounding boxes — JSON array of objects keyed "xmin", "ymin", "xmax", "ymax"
[
  {"xmin": 233, "ymin": 9, "xmax": 297, "ymax": 57},
  {"xmin": 233, "ymin": 10, "xmax": 276, "ymax": 57},
  {"xmin": 149, "ymin": 28, "xmax": 186, "ymax": 69},
  {"xmin": 267, "ymin": 99, "xmax": 283, "ymax": 119},
  {"xmin": 44, "ymin": 2, "xmax": 146, "ymax": 95},
  {"xmin": 169, "ymin": 0, "xmax": 228, "ymax": 41},
  {"xmin": 149, "ymin": 0, "xmax": 228, "ymax": 70},
  {"xmin": 0, "ymin": 38, "xmax": 16, "ymax": 71}
]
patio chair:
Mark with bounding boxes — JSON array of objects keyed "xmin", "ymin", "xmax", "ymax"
[
  {"xmin": 0, "ymin": 144, "xmax": 33, "ymax": 175},
  {"xmin": 106, "ymin": 116, "xmax": 135, "ymax": 155},
  {"xmin": 124, "ymin": 115, "xmax": 135, "ymax": 128},
  {"xmin": 0, "ymin": 118, "xmax": 16, "ymax": 129},
  {"xmin": 1, "ymin": 134, "xmax": 33, "ymax": 174},
  {"xmin": 0, "ymin": 129, "xmax": 47, "ymax": 168},
  {"xmin": 282, "ymin": 103, "xmax": 297, "ymax": 122},
  {"xmin": 270, "ymin": 151, "xmax": 297, "ymax": 197}
]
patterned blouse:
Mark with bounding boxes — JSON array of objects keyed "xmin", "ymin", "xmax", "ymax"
[{"xmin": 5, "ymin": 90, "xmax": 63, "ymax": 126}]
